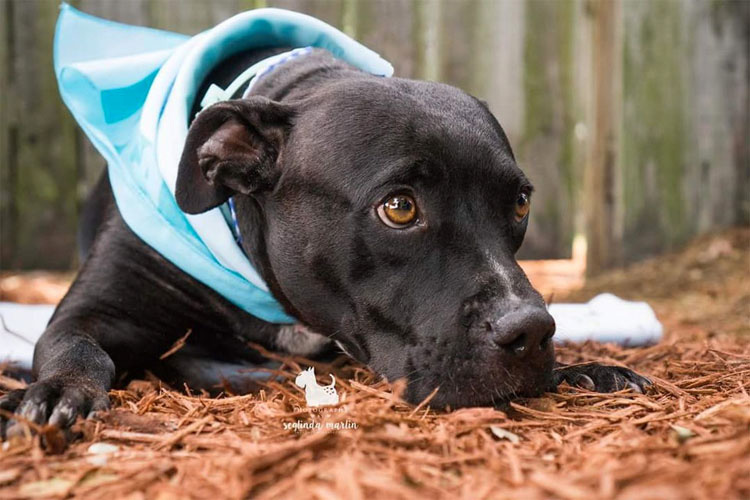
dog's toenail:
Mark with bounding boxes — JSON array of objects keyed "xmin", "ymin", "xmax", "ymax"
[
  {"xmin": 576, "ymin": 374, "xmax": 596, "ymax": 391},
  {"xmin": 627, "ymin": 381, "xmax": 643, "ymax": 394}
]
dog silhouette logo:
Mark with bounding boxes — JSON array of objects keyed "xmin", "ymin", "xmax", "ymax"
[{"xmin": 295, "ymin": 367, "xmax": 339, "ymax": 407}]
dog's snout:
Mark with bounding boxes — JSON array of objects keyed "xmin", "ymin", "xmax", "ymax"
[{"xmin": 489, "ymin": 307, "xmax": 555, "ymax": 358}]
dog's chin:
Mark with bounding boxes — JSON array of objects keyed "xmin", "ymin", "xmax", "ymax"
[{"xmin": 403, "ymin": 364, "xmax": 555, "ymax": 410}]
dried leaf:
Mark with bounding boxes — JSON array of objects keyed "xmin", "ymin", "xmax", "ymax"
[
  {"xmin": 490, "ymin": 426, "xmax": 521, "ymax": 444},
  {"xmin": 670, "ymin": 425, "xmax": 695, "ymax": 443}
]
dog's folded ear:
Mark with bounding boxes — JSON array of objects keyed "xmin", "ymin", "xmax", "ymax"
[{"xmin": 176, "ymin": 97, "xmax": 294, "ymax": 214}]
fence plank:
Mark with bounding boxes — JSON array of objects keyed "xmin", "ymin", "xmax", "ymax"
[
  {"xmin": 2, "ymin": 0, "xmax": 80, "ymax": 269},
  {"xmin": 0, "ymin": 0, "xmax": 14, "ymax": 269},
  {"xmin": 584, "ymin": 0, "xmax": 621, "ymax": 275}
]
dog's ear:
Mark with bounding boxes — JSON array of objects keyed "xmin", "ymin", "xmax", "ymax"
[{"xmin": 176, "ymin": 97, "xmax": 294, "ymax": 214}]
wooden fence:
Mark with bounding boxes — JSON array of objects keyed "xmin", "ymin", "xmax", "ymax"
[{"xmin": 1, "ymin": 0, "xmax": 747, "ymax": 271}]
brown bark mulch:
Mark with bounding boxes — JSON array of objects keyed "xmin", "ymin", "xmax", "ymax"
[{"xmin": 1, "ymin": 228, "xmax": 748, "ymax": 500}]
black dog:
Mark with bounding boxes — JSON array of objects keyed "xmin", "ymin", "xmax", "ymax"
[{"xmin": 0, "ymin": 48, "xmax": 649, "ymax": 436}]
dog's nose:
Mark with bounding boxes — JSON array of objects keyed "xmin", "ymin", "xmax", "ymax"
[{"xmin": 488, "ymin": 306, "xmax": 555, "ymax": 358}]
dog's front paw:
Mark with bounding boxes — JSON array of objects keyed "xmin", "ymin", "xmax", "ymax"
[
  {"xmin": 0, "ymin": 378, "xmax": 110, "ymax": 440},
  {"xmin": 552, "ymin": 363, "xmax": 652, "ymax": 394}
]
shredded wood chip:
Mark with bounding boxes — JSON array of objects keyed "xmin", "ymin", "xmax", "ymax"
[{"xmin": 0, "ymin": 229, "xmax": 747, "ymax": 499}]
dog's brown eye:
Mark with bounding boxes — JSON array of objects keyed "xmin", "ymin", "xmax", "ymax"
[
  {"xmin": 378, "ymin": 195, "xmax": 417, "ymax": 228},
  {"xmin": 515, "ymin": 192, "xmax": 531, "ymax": 221}
]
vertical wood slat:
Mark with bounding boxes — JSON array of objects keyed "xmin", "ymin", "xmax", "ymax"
[
  {"xmin": 619, "ymin": 0, "xmax": 688, "ymax": 262},
  {"xmin": 584, "ymin": 0, "xmax": 621, "ymax": 275},
  {"xmin": 352, "ymin": 0, "xmax": 415, "ymax": 78},
  {"xmin": 2, "ymin": 0, "xmax": 80, "ymax": 269},
  {"xmin": 515, "ymin": 0, "xmax": 580, "ymax": 260},
  {"xmin": 0, "ymin": 0, "xmax": 14, "ymax": 269}
]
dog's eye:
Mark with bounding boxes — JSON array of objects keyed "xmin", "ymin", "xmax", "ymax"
[
  {"xmin": 378, "ymin": 194, "xmax": 417, "ymax": 228},
  {"xmin": 515, "ymin": 192, "xmax": 531, "ymax": 221}
]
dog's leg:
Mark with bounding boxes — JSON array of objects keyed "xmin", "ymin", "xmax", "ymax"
[
  {"xmin": 1, "ymin": 319, "xmax": 116, "ymax": 438},
  {"xmin": 1, "ymin": 198, "xmax": 275, "ymax": 437},
  {"xmin": 154, "ymin": 344, "xmax": 281, "ymax": 396},
  {"xmin": 551, "ymin": 362, "xmax": 652, "ymax": 393}
]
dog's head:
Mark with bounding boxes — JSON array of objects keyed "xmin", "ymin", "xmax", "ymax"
[{"xmin": 176, "ymin": 73, "xmax": 555, "ymax": 408}]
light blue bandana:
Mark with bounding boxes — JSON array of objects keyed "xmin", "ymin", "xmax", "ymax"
[{"xmin": 54, "ymin": 4, "xmax": 393, "ymax": 324}]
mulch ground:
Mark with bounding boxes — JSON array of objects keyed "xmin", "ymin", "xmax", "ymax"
[{"xmin": 1, "ymin": 228, "xmax": 748, "ymax": 500}]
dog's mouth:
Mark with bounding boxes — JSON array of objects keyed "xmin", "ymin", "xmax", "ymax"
[
  {"xmin": 333, "ymin": 310, "xmax": 557, "ymax": 409},
  {"xmin": 397, "ymin": 343, "xmax": 557, "ymax": 409},
  {"xmin": 403, "ymin": 376, "xmax": 547, "ymax": 410}
]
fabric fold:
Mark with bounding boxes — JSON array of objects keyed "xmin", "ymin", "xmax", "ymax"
[{"xmin": 54, "ymin": 3, "xmax": 393, "ymax": 324}]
